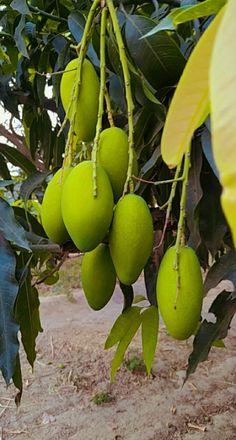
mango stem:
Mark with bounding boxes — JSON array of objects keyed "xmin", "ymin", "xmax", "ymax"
[
  {"xmin": 104, "ymin": 87, "xmax": 115, "ymax": 127},
  {"xmin": 107, "ymin": 0, "xmax": 135, "ymax": 195},
  {"xmin": 92, "ymin": 6, "xmax": 108, "ymax": 198}
]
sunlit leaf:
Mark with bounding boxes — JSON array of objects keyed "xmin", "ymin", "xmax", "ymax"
[
  {"xmin": 141, "ymin": 306, "xmax": 159, "ymax": 375},
  {"xmin": 174, "ymin": 0, "xmax": 227, "ymax": 25},
  {"xmin": 161, "ymin": 9, "xmax": 225, "ymax": 168},
  {"xmin": 105, "ymin": 306, "xmax": 140, "ymax": 349},
  {"xmin": 210, "ymin": 0, "xmax": 236, "ymax": 246}
]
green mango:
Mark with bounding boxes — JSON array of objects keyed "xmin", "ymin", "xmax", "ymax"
[
  {"xmin": 98, "ymin": 127, "xmax": 138, "ymax": 201},
  {"xmin": 156, "ymin": 246, "xmax": 203, "ymax": 340},
  {"xmin": 109, "ymin": 194, "xmax": 153, "ymax": 285},
  {"xmin": 81, "ymin": 244, "xmax": 116, "ymax": 310},
  {"xmin": 60, "ymin": 58, "xmax": 99, "ymax": 142},
  {"xmin": 61, "ymin": 160, "xmax": 114, "ymax": 252},
  {"xmin": 41, "ymin": 167, "xmax": 72, "ymax": 244}
]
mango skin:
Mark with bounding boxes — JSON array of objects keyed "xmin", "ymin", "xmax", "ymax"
[
  {"xmin": 61, "ymin": 161, "xmax": 114, "ymax": 252},
  {"xmin": 60, "ymin": 58, "xmax": 99, "ymax": 142},
  {"xmin": 81, "ymin": 244, "xmax": 116, "ymax": 310},
  {"xmin": 109, "ymin": 194, "xmax": 153, "ymax": 285},
  {"xmin": 156, "ymin": 246, "xmax": 203, "ymax": 340},
  {"xmin": 98, "ymin": 127, "xmax": 138, "ymax": 201},
  {"xmin": 41, "ymin": 167, "xmax": 72, "ymax": 244}
]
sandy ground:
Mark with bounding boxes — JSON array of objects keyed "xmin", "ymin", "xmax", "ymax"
[{"xmin": 0, "ymin": 280, "xmax": 235, "ymax": 440}]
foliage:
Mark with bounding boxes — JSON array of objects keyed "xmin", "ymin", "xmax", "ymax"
[{"xmin": 0, "ymin": 0, "xmax": 235, "ymax": 402}]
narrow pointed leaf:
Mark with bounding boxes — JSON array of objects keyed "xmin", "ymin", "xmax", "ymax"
[
  {"xmin": 141, "ymin": 306, "xmax": 159, "ymax": 375},
  {"xmin": 105, "ymin": 306, "xmax": 140, "ymax": 349},
  {"xmin": 210, "ymin": 0, "xmax": 236, "ymax": 246},
  {"xmin": 12, "ymin": 353, "xmax": 23, "ymax": 406},
  {"xmin": 20, "ymin": 171, "xmax": 50, "ymax": 203},
  {"xmin": 161, "ymin": 9, "xmax": 225, "ymax": 168},
  {"xmin": 0, "ymin": 234, "xmax": 19, "ymax": 385},
  {"xmin": 0, "ymin": 198, "xmax": 31, "ymax": 251},
  {"xmin": 174, "ymin": 0, "xmax": 227, "ymax": 25},
  {"xmin": 15, "ymin": 254, "xmax": 43, "ymax": 367},
  {"xmin": 111, "ymin": 311, "xmax": 142, "ymax": 382},
  {"xmin": 0, "ymin": 144, "xmax": 36, "ymax": 174}
]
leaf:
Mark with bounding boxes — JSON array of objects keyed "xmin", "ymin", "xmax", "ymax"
[
  {"xmin": 142, "ymin": 8, "xmax": 181, "ymax": 38},
  {"xmin": 204, "ymin": 250, "xmax": 236, "ymax": 293},
  {"xmin": 20, "ymin": 171, "xmax": 50, "ymax": 203},
  {"xmin": 14, "ymin": 15, "xmax": 29, "ymax": 59},
  {"xmin": 185, "ymin": 290, "xmax": 236, "ymax": 381},
  {"xmin": 0, "ymin": 233, "xmax": 19, "ymax": 385},
  {"xmin": 0, "ymin": 143, "xmax": 36, "ymax": 174},
  {"xmin": 125, "ymin": 14, "xmax": 186, "ymax": 90},
  {"xmin": 201, "ymin": 127, "xmax": 220, "ymax": 179},
  {"xmin": 105, "ymin": 306, "xmax": 141, "ymax": 349},
  {"xmin": 0, "ymin": 180, "xmax": 14, "ymax": 188},
  {"xmin": 10, "ymin": 0, "xmax": 30, "ymax": 15},
  {"xmin": 15, "ymin": 254, "xmax": 43, "ymax": 367},
  {"xmin": 111, "ymin": 311, "xmax": 142, "ymax": 381},
  {"xmin": 210, "ymin": 0, "xmax": 236, "ymax": 246},
  {"xmin": 68, "ymin": 11, "xmax": 84, "ymax": 43},
  {"xmin": 144, "ymin": 257, "xmax": 158, "ymax": 306},
  {"xmin": 133, "ymin": 295, "xmax": 147, "ymax": 304},
  {"xmin": 161, "ymin": 9, "xmax": 225, "ymax": 168},
  {"xmin": 0, "ymin": 153, "xmax": 11, "ymax": 181},
  {"xmin": 174, "ymin": 0, "xmax": 226, "ymax": 24},
  {"xmin": 12, "ymin": 353, "xmax": 23, "ymax": 406},
  {"xmin": 0, "ymin": 198, "xmax": 31, "ymax": 251},
  {"xmin": 141, "ymin": 306, "xmax": 159, "ymax": 375}
]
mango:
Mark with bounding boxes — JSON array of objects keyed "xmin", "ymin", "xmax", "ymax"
[
  {"xmin": 60, "ymin": 58, "xmax": 99, "ymax": 142},
  {"xmin": 61, "ymin": 160, "xmax": 114, "ymax": 252},
  {"xmin": 41, "ymin": 167, "xmax": 72, "ymax": 244},
  {"xmin": 81, "ymin": 244, "xmax": 116, "ymax": 310},
  {"xmin": 98, "ymin": 127, "xmax": 138, "ymax": 201},
  {"xmin": 109, "ymin": 194, "xmax": 153, "ymax": 285},
  {"xmin": 156, "ymin": 246, "xmax": 203, "ymax": 340}
]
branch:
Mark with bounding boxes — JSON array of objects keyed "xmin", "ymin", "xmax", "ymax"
[{"xmin": 0, "ymin": 123, "xmax": 32, "ymax": 161}]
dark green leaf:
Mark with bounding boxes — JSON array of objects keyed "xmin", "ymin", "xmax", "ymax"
[
  {"xmin": 14, "ymin": 15, "xmax": 29, "ymax": 59},
  {"xmin": 0, "ymin": 179, "xmax": 14, "ymax": 188},
  {"xmin": 14, "ymin": 206, "xmax": 47, "ymax": 237},
  {"xmin": 0, "ymin": 198, "xmax": 31, "ymax": 251},
  {"xmin": 0, "ymin": 153, "xmax": 11, "ymax": 181},
  {"xmin": 185, "ymin": 290, "xmax": 236, "ymax": 381},
  {"xmin": 144, "ymin": 256, "xmax": 157, "ymax": 306},
  {"xmin": 125, "ymin": 15, "xmax": 186, "ymax": 90},
  {"xmin": 119, "ymin": 282, "xmax": 134, "ymax": 311},
  {"xmin": 15, "ymin": 254, "xmax": 43, "ymax": 367},
  {"xmin": 204, "ymin": 250, "xmax": 236, "ymax": 294},
  {"xmin": 10, "ymin": 0, "xmax": 30, "ymax": 15},
  {"xmin": 12, "ymin": 353, "xmax": 23, "ymax": 406},
  {"xmin": 141, "ymin": 306, "xmax": 159, "ymax": 375},
  {"xmin": 0, "ymin": 233, "xmax": 19, "ymax": 385},
  {"xmin": 20, "ymin": 171, "xmax": 50, "ymax": 203},
  {"xmin": 0, "ymin": 143, "xmax": 36, "ymax": 174},
  {"xmin": 68, "ymin": 11, "xmax": 84, "ymax": 42}
]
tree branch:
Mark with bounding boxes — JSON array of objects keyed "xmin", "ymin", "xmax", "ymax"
[{"xmin": 0, "ymin": 123, "xmax": 32, "ymax": 160}]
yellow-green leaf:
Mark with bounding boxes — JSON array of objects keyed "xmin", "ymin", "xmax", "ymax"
[
  {"xmin": 110, "ymin": 311, "xmax": 142, "ymax": 382},
  {"xmin": 174, "ymin": 0, "xmax": 227, "ymax": 25},
  {"xmin": 210, "ymin": 0, "xmax": 236, "ymax": 246},
  {"xmin": 161, "ymin": 8, "xmax": 225, "ymax": 168},
  {"xmin": 105, "ymin": 306, "xmax": 140, "ymax": 349},
  {"xmin": 141, "ymin": 306, "xmax": 159, "ymax": 375}
]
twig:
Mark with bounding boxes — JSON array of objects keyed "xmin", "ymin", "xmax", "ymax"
[
  {"xmin": 50, "ymin": 336, "xmax": 55, "ymax": 360},
  {"xmin": 133, "ymin": 174, "xmax": 184, "ymax": 186},
  {"xmin": 104, "ymin": 87, "xmax": 114, "ymax": 127},
  {"xmin": 32, "ymin": 251, "xmax": 69, "ymax": 286},
  {"xmin": 92, "ymin": 6, "xmax": 108, "ymax": 197},
  {"xmin": 28, "ymin": 4, "xmax": 67, "ymax": 23},
  {"xmin": 187, "ymin": 423, "xmax": 207, "ymax": 432},
  {"xmin": 0, "ymin": 399, "xmax": 11, "ymax": 418}
]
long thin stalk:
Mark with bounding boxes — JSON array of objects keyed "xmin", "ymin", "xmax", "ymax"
[
  {"xmin": 104, "ymin": 87, "xmax": 114, "ymax": 127},
  {"xmin": 173, "ymin": 144, "xmax": 192, "ymax": 307},
  {"xmin": 92, "ymin": 6, "xmax": 108, "ymax": 197},
  {"xmin": 58, "ymin": 0, "xmax": 100, "ymax": 166},
  {"xmin": 107, "ymin": 0, "xmax": 135, "ymax": 195}
]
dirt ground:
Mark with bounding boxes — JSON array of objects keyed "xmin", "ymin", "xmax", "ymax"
[{"xmin": 0, "ymin": 279, "xmax": 235, "ymax": 440}]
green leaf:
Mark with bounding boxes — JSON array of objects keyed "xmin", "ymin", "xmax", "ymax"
[
  {"xmin": 105, "ymin": 306, "xmax": 141, "ymax": 349},
  {"xmin": 15, "ymin": 254, "xmax": 43, "ymax": 367},
  {"xmin": 204, "ymin": 250, "xmax": 236, "ymax": 293},
  {"xmin": 142, "ymin": 8, "xmax": 181, "ymax": 38},
  {"xmin": 0, "ymin": 233, "xmax": 19, "ymax": 385},
  {"xmin": 0, "ymin": 143, "xmax": 36, "ymax": 174},
  {"xmin": 174, "ymin": 0, "xmax": 227, "ymax": 25},
  {"xmin": 185, "ymin": 290, "xmax": 236, "ymax": 381},
  {"xmin": 14, "ymin": 15, "xmax": 29, "ymax": 59},
  {"xmin": 212, "ymin": 339, "xmax": 226, "ymax": 348},
  {"xmin": 0, "ymin": 198, "xmax": 31, "ymax": 251},
  {"xmin": 10, "ymin": 0, "xmax": 30, "ymax": 15},
  {"xmin": 20, "ymin": 171, "xmax": 50, "ymax": 203},
  {"xmin": 0, "ymin": 180, "xmax": 14, "ymax": 188},
  {"xmin": 0, "ymin": 153, "xmax": 12, "ymax": 182},
  {"xmin": 111, "ymin": 312, "xmax": 142, "ymax": 382},
  {"xmin": 124, "ymin": 14, "xmax": 186, "ymax": 90},
  {"xmin": 141, "ymin": 306, "xmax": 159, "ymax": 375},
  {"xmin": 12, "ymin": 353, "xmax": 23, "ymax": 406},
  {"xmin": 133, "ymin": 295, "xmax": 147, "ymax": 304},
  {"xmin": 161, "ymin": 8, "xmax": 225, "ymax": 167},
  {"xmin": 210, "ymin": 0, "xmax": 236, "ymax": 246}
]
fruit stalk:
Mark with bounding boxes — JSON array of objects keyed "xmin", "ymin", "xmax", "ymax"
[
  {"xmin": 92, "ymin": 5, "xmax": 108, "ymax": 197},
  {"xmin": 104, "ymin": 87, "xmax": 114, "ymax": 127},
  {"xmin": 173, "ymin": 144, "xmax": 192, "ymax": 306},
  {"xmin": 58, "ymin": 0, "xmax": 100, "ymax": 165},
  {"xmin": 107, "ymin": 0, "xmax": 135, "ymax": 195}
]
